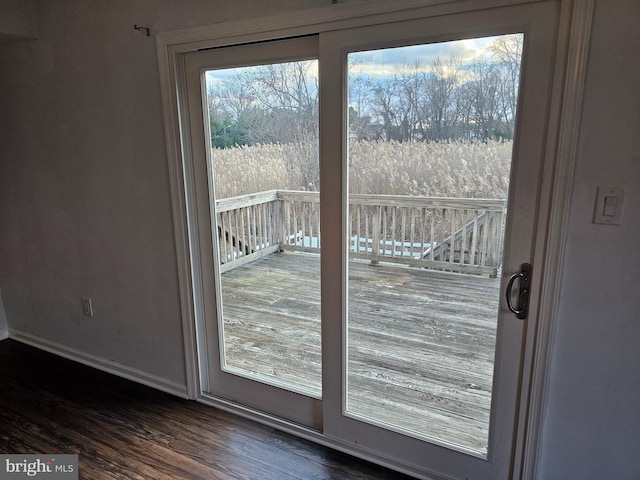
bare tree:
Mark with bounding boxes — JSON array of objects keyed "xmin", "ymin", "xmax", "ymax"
[
  {"xmin": 424, "ymin": 57, "xmax": 463, "ymax": 141},
  {"xmin": 348, "ymin": 61, "xmax": 378, "ymax": 142},
  {"xmin": 461, "ymin": 59, "xmax": 504, "ymax": 140},
  {"xmin": 207, "ymin": 34, "xmax": 523, "ymax": 150},
  {"xmin": 490, "ymin": 34, "xmax": 524, "ymax": 137}
]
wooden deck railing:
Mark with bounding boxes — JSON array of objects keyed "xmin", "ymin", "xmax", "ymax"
[{"xmin": 215, "ymin": 190, "xmax": 506, "ymax": 276}]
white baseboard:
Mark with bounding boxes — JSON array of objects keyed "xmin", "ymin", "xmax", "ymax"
[
  {"xmin": 8, "ymin": 330, "xmax": 188, "ymax": 399},
  {"xmin": 0, "ymin": 329, "xmax": 8, "ymax": 341}
]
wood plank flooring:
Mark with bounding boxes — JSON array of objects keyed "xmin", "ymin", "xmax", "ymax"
[
  {"xmin": 0, "ymin": 339, "xmax": 413, "ymax": 480},
  {"xmin": 221, "ymin": 252, "xmax": 500, "ymax": 453}
]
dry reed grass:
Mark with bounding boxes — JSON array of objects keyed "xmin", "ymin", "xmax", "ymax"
[{"xmin": 212, "ymin": 140, "xmax": 512, "ymax": 199}]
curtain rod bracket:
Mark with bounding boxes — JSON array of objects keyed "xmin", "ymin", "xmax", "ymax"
[{"xmin": 134, "ymin": 25, "xmax": 150, "ymax": 37}]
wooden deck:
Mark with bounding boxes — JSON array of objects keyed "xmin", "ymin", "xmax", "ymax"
[{"xmin": 220, "ymin": 251, "xmax": 500, "ymax": 453}]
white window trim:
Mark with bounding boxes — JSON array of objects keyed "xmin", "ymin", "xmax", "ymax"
[{"xmin": 155, "ymin": 0, "xmax": 594, "ymax": 478}]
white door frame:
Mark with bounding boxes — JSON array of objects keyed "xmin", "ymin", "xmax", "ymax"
[{"xmin": 156, "ymin": 0, "xmax": 593, "ymax": 478}]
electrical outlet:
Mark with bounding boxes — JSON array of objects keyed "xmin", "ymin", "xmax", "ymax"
[{"xmin": 82, "ymin": 297, "xmax": 94, "ymax": 317}]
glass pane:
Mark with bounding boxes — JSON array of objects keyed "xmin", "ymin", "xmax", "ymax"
[
  {"xmin": 206, "ymin": 60, "xmax": 321, "ymax": 397},
  {"xmin": 346, "ymin": 34, "xmax": 523, "ymax": 453}
]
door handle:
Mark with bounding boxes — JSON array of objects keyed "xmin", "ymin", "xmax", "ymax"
[{"xmin": 506, "ymin": 263, "xmax": 531, "ymax": 320}]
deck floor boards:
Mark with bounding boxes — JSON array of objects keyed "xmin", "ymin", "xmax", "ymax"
[{"xmin": 220, "ymin": 251, "xmax": 500, "ymax": 453}]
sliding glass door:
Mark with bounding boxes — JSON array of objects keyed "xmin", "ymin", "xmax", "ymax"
[
  {"xmin": 184, "ymin": 36, "xmax": 322, "ymax": 428},
  {"xmin": 320, "ymin": 3, "xmax": 558, "ymax": 478},
  {"xmin": 181, "ymin": 2, "xmax": 560, "ymax": 477},
  {"xmin": 343, "ymin": 34, "xmax": 523, "ymax": 454}
]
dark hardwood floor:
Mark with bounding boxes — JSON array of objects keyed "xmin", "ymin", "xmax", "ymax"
[{"xmin": 0, "ymin": 339, "xmax": 414, "ymax": 479}]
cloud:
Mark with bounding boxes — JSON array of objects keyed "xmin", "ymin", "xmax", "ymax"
[
  {"xmin": 204, "ymin": 35, "xmax": 521, "ymax": 83},
  {"xmin": 206, "ymin": 59, "xmax": 320, "ymax": 88},
  {"xmin": 348, "ymin": 34, "xmax": 515, "ymax": 77}
]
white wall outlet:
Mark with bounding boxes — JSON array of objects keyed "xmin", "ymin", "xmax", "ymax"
[{"xmin": 82, "ymin": 297, "xmax": 94, "ymax": 317}]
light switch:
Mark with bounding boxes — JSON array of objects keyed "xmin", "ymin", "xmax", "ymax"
[
  {"xmin": 603, "ymin": 195, "xmax": 617, "ymax": 217},
  {"xmin": 593, "ymin": 186, "xmax": 624, "ymax": 225},
  {"xmin": 82, "ymin": 296, "xmax": 94, "ymax": 317}
]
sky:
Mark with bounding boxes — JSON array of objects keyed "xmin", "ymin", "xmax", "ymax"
[
  {"xmin": 204, "ymin": 33, "xmax": 523, "ymax": 104},
  {"xmin": 205, "ymin": 34, "xmax": 520, "ymax": 85},
  {"xmin": 347, "ymin": 35, "xmax": 503, "ymax": 77}
]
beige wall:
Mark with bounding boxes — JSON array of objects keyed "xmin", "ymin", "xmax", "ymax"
[
  {"xmin": 0, "ymin": 0, "xmax": 37, "ymax": 42},
  {"xmin": 537, "ymin": 0, "xmax": 640, "ymax": 478},
  {"xmin": 0, "ymin": 0, "xmax": 330, "ymax": 385},
  {"xmin": 0, "ymin": 0, "xmax": 638, "ymax": 478}
]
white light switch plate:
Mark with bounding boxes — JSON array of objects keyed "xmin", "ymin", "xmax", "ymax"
[
  {"xmin": 593, "ymin": 186, "xmax": 624, "ymax": 225},
  {"xmin": 82, "ymin": 296, "xmax": 94, "ymax": 317}
]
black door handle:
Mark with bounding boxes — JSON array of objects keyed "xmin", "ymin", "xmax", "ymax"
[{"xmin": 506, "ymin": 263, "xmax": 531, "ymax": 320}]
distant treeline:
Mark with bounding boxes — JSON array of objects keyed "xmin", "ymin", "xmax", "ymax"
[{"xmin": 206, "ymin": 35, "xmax": 523, "ymax": 148}]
